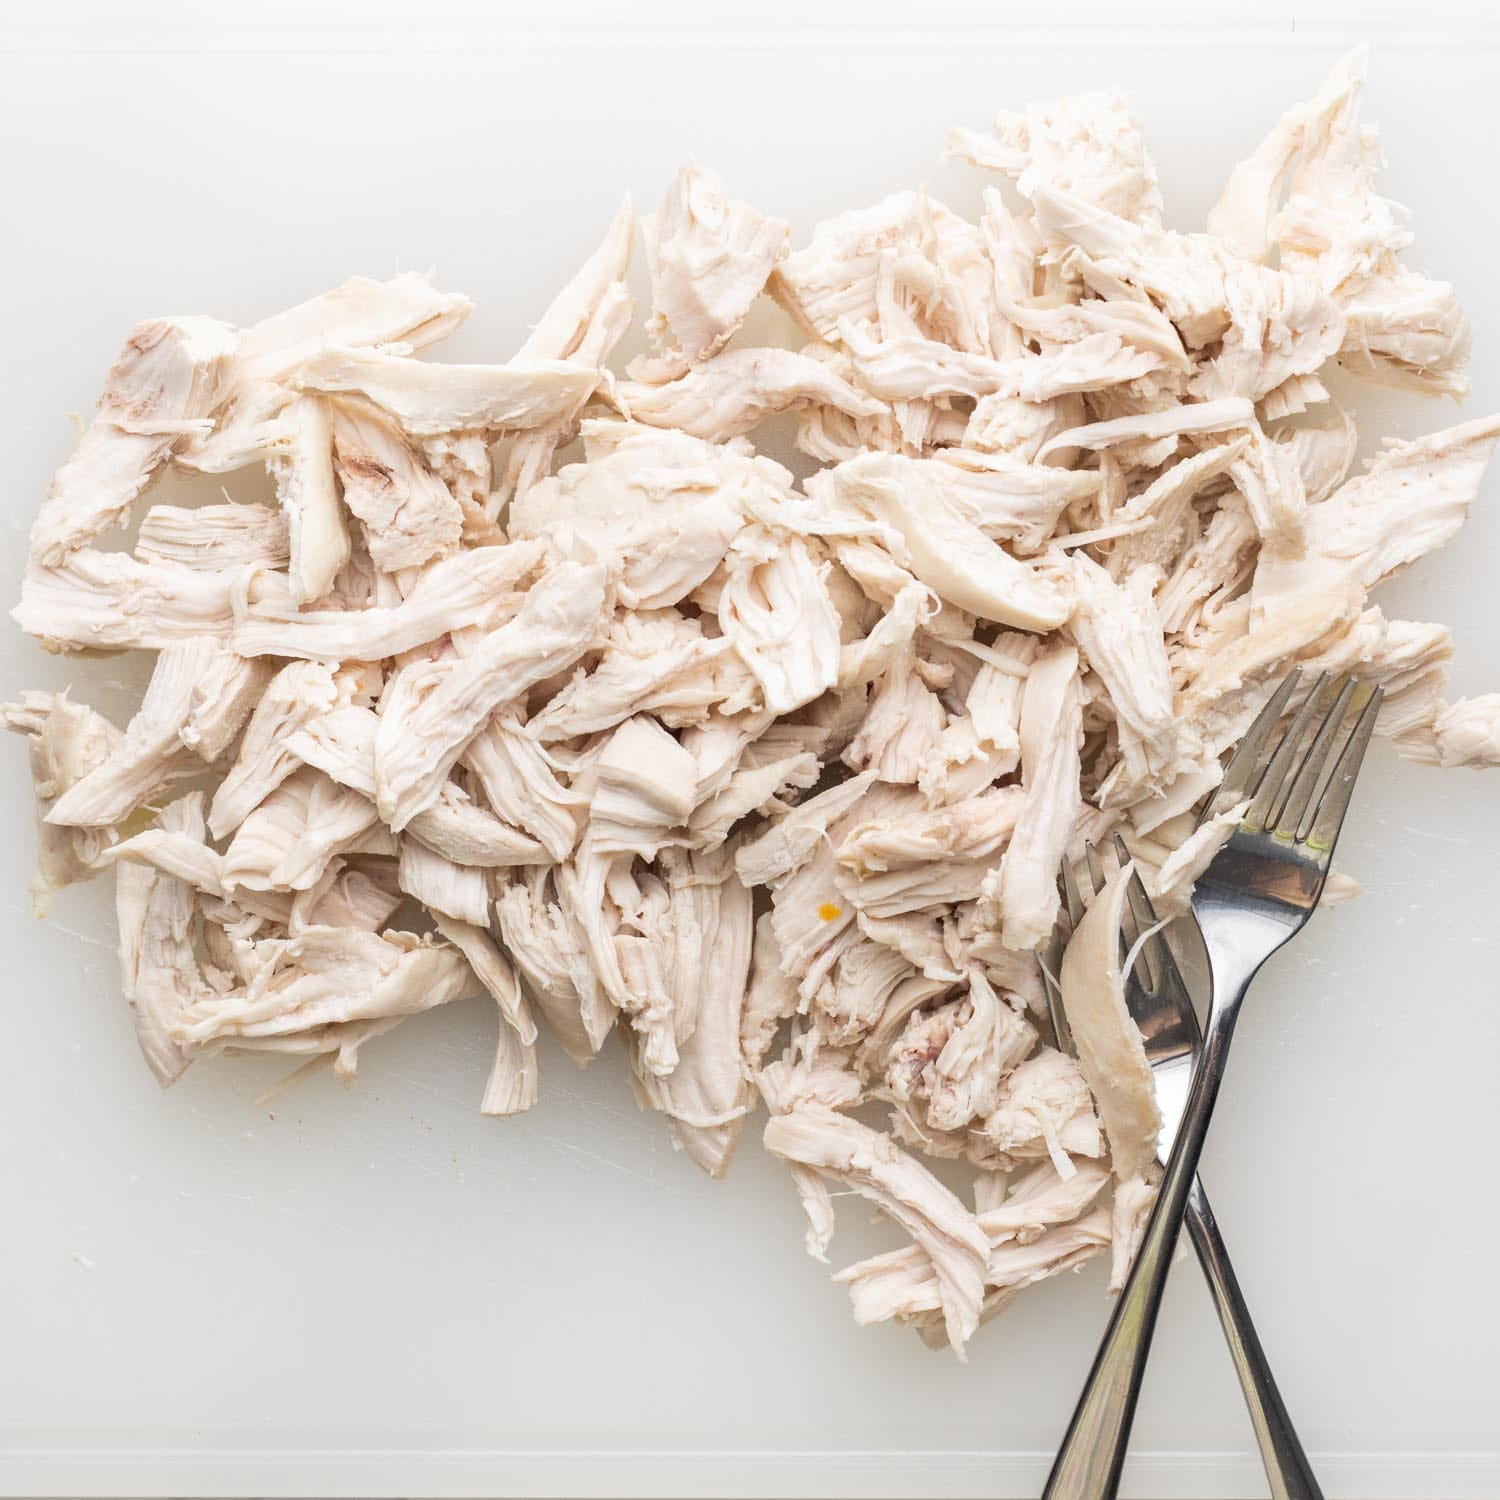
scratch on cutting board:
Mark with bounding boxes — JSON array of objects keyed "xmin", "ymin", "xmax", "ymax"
[
  {"xmin": 1400, "ymin": 823, "xmax": 1469, "ymax": 847},
  {"xmin": 71, "ymin": 1251, "xmax": 96, "ymax": 1270},
  {"xmin": 539, "ymin": 1134, "xmax": 687, "ymax": 1196},
  {"xmin": 16, "ymin": 909, "xmax": 114, "ymax": 951}
]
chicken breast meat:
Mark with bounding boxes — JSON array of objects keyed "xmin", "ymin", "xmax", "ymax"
[{"xmin": 8, "ymin": 48, "xmax": 1498, "ymax": 1356}]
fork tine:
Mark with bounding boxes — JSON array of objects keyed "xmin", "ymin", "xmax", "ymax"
[
  {"xmin": 1084, "ymin": 841, "xmax": 1106, "ymax": 896},
  {"xmin": 1060, "ymin": 857, "xmax": 1086, "ymax": 926},
  {"xmin": 1274, "ymin": 676, "xmax": 1357, "ymax": 838},
  {"xmin": 1243, "ymin": 674, "xmax": 1333, "ymax": 832},
  {"xmin": 1111, "ymin": 832, "xmax": 1160, "ymax": 990},
  {"xmin": 1199, "ymin": 668, "xmax": 1302, "ymax": 826},
  {"xmin": 1305, "ymin": 684, "xmax": 1384, "ymax": 852}
]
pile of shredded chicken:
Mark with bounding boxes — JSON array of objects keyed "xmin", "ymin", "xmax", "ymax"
[{"xmin": 9, "ymin": 50, "xmax": 1500, "ymax": 1355}]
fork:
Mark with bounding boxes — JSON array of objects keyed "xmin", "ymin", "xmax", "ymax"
[
  {"xmin": 1044, "ymin": 671, "xmax": 1383, "ymax": 1500},
  {"xmin": 1044, "ymin": 836, "xmax": 1325, "ymax": 1500}
]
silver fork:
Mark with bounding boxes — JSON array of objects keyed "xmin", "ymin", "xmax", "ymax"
[
  {"xmin": 1045, "ymin": 671, "xmax": 1383, "ymax": 1500},
  {"xmin": 1043, "ymin": 836, "xmax": 1324, "ymax": 1500}
]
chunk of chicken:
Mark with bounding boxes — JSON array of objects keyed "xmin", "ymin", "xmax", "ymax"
[
  {"xmin": 615, "ymin": 348, "xmax": 885, "ymax": 443},
  {"xmin": 14, "ymin": 549, "xmax": 244, "ymax": 651},
  {"xmin": 837, "ymin": 786, "xmax": 1026, "ymax": 919},
  {"xmin": 987, "ymin": 643, "xmax": 1084, "ymax": 950},
  {"xmin": 30, "ymin": 317, "xmax": 240, "ymax": 567},
  {"xmin": 588, "ymin": 716, "xmax": 698, "ymax": 856},
  {"xmin": 510, "ymin": 427, "xmax": 756, "ymax": 610},
  {"xmin": 631, "ymin": 845, "xmax": 756, "ymax": 1175},
  {"xmin": 221, "ymin": 768, "xmax": 378, "ymax": 892},
  {"xmin": 635, "ymin": 164, "xmax": 790, "ymax": 377},
  {"xmin": 1212, "ymin": 49, "xmax": 1471, "ymax": 396},
  {"xmin": 3, "ymin": 691, "xmax": 124, "ymax": 903},
  {"xmin": 210, "ymin": 661, "xmax": 348, "ymax": 838},
  {"xmin": 982, "ymin": 1047, "xmax": 1104, "ymax": 1174},
  {"xmin": 1403, "ymin": 695, "xmax": 1500, "ymax": 769},
  {"xmin": 45, "ymin": 638, "xmax": 220, "ymax": 828},
  {"xmin": 136, "ymin": 502, "xmax": 289, "ymax": 572},
  {"xmin": 950, "ymin": 90, "xmax": 1163, "ymax": 225},
  {"xmin": 330, "ymin": 397, "xmax": 464, "ymax": 571},
  {"xmin": 434, "ymin": 915, "xmax": 538, "ymax": 1117},
  {"xmin": 181, "ymin": 651, "xmax": 273, "ymax": 763},
  {"xmin": 1068, "ymin": 552, "xmax": 1178, "ymax": 803},
  {"xmin": 374, "ymin": 560, "xmax": 607, "ymax": 828},
  {"xmin": 115, "ymin": 792, "xmax": 219, "ymax": 1085},
  {"xmin": 718, "ymin": 531, "xmax": 841, "ymax": 715},
  {"xmin": 173, "ymin": 927, "xmax": 474, "ymax": 1045},
  {"xmin": 764, "ymin": 1102, "xmax": 991, "ymax": 1356},
  {"xmin": 234, "ymin": 538, "xmax": 549, "ymax": 661},
  {"xmin": 291, "ymin": 346, "xmax": 597, "ymax": 436},
  {"xmin": 1252, "ymin": 415, "xmax": 1500, "ymax": 623},
  {"xmin": 494, "ymin": 865, "xmax": 613, "ymax": 1063},
  {"xmin": 182, "ymin": 272, "xmax": 473, "ymax": 473},
  {"xmin": 270, "ymin": 394, "xmax": 349, "ymax": 604},
  {"xmin": 398, "ymin": 836, "xmax": 489, "ymax": 926},
  {"xmin": 825, "ymin": 453, "xmax": 1072, "ymax": 630},
  {"xmin": 464, "ymin": 716, "xmax": 583, "ymax": 862},
  {"xmin": 1058, "ymin": 862, "xmax": 1162, "ymax": 1180},
  {"xmin": 529, "ymin": 609, "xmax": 724, "ymax": 741}
]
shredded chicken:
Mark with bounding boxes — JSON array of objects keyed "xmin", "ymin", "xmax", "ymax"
[{"xmin": 8, "ymin": 50, "xmax": 1497, "ymax": 1354}]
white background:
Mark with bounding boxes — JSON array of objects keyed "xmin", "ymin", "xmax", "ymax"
[{"xmin": 1, "ymin": 3, "xmax": 1498, "ymax": 1496}]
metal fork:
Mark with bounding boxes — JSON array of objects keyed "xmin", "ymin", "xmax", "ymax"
[
  {"xmin": 1045, "ymin": 671, "xmax": 1383, "ymax": 1500},
  {"xmin": 1043, "ymin": 836, "xmax": 1324, "ymax": 1500}
]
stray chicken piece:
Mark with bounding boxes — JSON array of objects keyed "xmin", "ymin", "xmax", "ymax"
[
  {"xmin": 3, "ymin": 691, "xmax": 124, "ymax": 904},
  {"xmin": 14, "ymin": 547, "xmax": 244, "ymax": 651},
  {"xmin": 1403, "ymin": 695, "xmax": 1500, "ymax": 769},
  {"xmin": 950, "ymin": 90, "xmax": 1164, "ymax": 225}
]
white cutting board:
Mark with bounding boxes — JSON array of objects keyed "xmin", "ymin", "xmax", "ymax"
[{"xmin": 2, "ymin": 4, "xmax": 1498, "ymax": 1496}]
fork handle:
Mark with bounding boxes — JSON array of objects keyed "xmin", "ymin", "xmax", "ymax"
[
  {"xmin": 1042, "ymin": 998, "xmax": 1241, "ymax": 1500},
  {"xmin": 1186, "ymin": 1176, "xmax": 1325, "ymax": 1500}
]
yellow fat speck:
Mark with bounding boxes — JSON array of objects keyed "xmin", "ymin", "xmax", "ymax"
[{"xmin": 817, "ymin": 903, "xmax": 842, "ymax": 922}]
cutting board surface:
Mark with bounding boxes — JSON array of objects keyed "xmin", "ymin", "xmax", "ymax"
[{"xmin": 2, "ymin": 5, "xmax": 1498, "ymax": 1496}]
